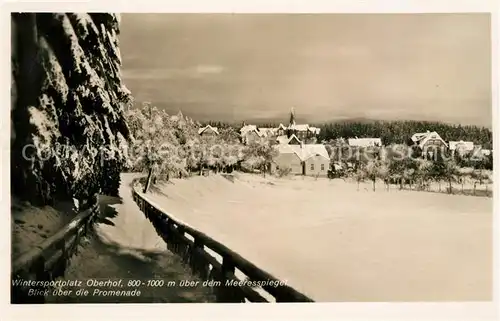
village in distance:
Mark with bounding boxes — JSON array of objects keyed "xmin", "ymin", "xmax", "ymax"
[{"xmin": 130, "ymin": 103, "xmax": 493, "ymax": 197}]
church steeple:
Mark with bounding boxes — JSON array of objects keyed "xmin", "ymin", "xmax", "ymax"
[{"xmin": 289, "ymin": 107, "xmax": 296, "ymax": 127}]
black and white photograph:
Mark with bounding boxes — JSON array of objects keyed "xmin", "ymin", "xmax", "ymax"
[{"xmin": 4, "ymin": 2, "xmax": 498, "ymax": 319}]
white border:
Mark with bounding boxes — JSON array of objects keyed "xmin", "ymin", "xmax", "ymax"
[{"xmin": 1, "ymin": 1, "xmax": 498, "ymax": 321}]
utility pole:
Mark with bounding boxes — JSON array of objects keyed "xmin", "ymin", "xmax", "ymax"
[
  {"xmin": 143, "ymin": 167, "xmax": 153, "ymax": 193},
  {"xmin": 143, "ymin": 102, "xmax": 154, "ymax": 193}
]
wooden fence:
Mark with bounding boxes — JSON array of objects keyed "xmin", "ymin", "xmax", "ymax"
[
  {"xmin": 132, "ymin": 179, "xmax": 314, "ymax": 303},
  {"xmin": 11, "ymin": 196, "xmax": 99, "ymax": 303}
]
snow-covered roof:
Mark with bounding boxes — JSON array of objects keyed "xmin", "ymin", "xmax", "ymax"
[
  {"xmin": 277, "ymin": 123, "xmax": 287, "ymax": 130},
  {"xmin": 411, "ymin": 131, "xmax": 447, "ymax": 148},
  {"xmin": 198, "ymin": 125, "xmax": 219, "ymax": 135},
  {"xmin": 289, "ymin": 124, "xmax": 309, "ymax": 131},
  {"xmin": 258, "ymin": 128, "xmax": 276, "ymax": 137},
  {"xmin": 276, "ymin": 135, "xmax": 289, "ymax": 144},
  {"xmin": 240, "ymin": 125, "xmax": 264, "ymax": 137},
  {"xmin": 416, "ymin": 131, "xmax": 447, "ymax": 148},
  {"xmin": 287, "ymin": 134, "xmax": 302, "ymax": 144},
  {"xmin": 481, "ymin": 149, "xmax": 492, "ymax": 156},
  {"xmin": 411, "ymin": 131, "xmax": 430, "ymax": 143},
  {"xmin": 275, "ymin": 144, "xmax": 330, "ymax": 161},
  {"xmin": 347, "ymin": 138, "xmax": 382, "ymax": 147},
  {"xmin": 332, "ymin": 163, "xmax": 343, "ymax": 171},
  {"xmin": 276, "ymin": 144, "xmax": 298, "ymax": 154},
  {"xmin": 449, "ymin": 140, "xmax": 474, "ymax": 151},
  {"xmin": 240, "ymin": 124, "xmax": 257, "ymax": 134},
  {"xmin": 308, "ymin": 127, "xmax": 321, "ymax": 135},
  {"xmin": 302, "ymin": 144, "xmax": 330, "ymax": 161}
]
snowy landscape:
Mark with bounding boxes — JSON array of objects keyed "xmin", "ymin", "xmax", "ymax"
[
  {"xmin": 144, "ymin": 173, "xmax": 492, "ymax": 301},
  {"xmin": 10, "ymin": 13, "xmax": 493, "ymax": 305}
]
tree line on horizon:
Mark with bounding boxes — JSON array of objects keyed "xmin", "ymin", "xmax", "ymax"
[
  {"xmin": 126, "ymin": 103, "xmax": 492, "ymax": 197},
  {"xmin": 202, "ymin": 119, "xmax": 493, "ymax": 148}
]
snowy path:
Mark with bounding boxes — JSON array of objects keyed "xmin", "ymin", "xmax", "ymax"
[{"xmin": 47, "ymin": 173, "xmax": 213, "ymax": 303}]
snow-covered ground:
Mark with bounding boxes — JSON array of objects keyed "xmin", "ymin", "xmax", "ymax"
[
  {"xmin": 11, "ymin": 198, "xmax": 74, "ymax": 258},
  {"xmin": 146, "ymin": 173, "xmax": 493, "ymax": 302}
]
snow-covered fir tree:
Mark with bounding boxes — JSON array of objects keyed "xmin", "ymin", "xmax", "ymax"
[{"xmin": 11, "ymin": 13, "xmax": 132, "ymax": 205}]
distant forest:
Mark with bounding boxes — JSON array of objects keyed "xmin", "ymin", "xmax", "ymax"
[{"xmin": 204, "ymin": 120, "xmax": 493, "ymax": 148}]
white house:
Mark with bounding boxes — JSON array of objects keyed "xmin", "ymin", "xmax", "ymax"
[
  {"xmin": 481, "ymin": 149, "xmax": 492, "ymax": 156},
  {"xmin": 271, "ymin": 143, "xmax": 330, "ymax": 177},
  {"xmin": 240, "ymin": 124, "xmax": 257, "ymax": 135},
  {"xmin": 302, "ymin": 144, "xmax": 331, "ymax": 176},
  {"xmin": 347, "ymin": 137, "xmax": 382, "ymax": 147},
  {"xmin": 240, "ymin": 125, "xmax": 263, "ymax": 144},
  {"xmin": 258, "ymin": 127, "xmax": 276, "ymax": 137},
  {"xmin": 449, "ymin": 140, "xmax": 475, "ymax": 154},
  {"xmin": 308, "ymin": 127, "xmax": 321, "ymax": 135},
  {"xmin": 272, "ymin": 145, "xmax": 304, "ymax": 175},
  {"xmin": 410, "ymin": 131, "xmax": 448, "ymax": 149},
  {"xmin": 276, "ymin": 123, "xmax": 288, "ymax": 136}
]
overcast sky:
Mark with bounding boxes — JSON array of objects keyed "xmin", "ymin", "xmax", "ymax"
[{"xmin": 119, "ymin": 13, "xmax": 491, "ymax": 127}]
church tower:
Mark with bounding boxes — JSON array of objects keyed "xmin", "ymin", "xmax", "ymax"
[
  {"xmin": 289, "ymin": 107, "xmax": 296, "ymax": 127},
  {"xmin": 287, "ymin": 107, "xmax": 297, "ymax": 138}
]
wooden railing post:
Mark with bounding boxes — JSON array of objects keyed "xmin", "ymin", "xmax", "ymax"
[
  {"xmin": 190, "ymin": 237, "xmax": 209, "ymax": 279},
  {"xmin": 176, "ymin": 226, "xmax": 189, "ymax": 261},
  {"xmin": 219, "ymin": 257, "xmax": 244, "ymax": 303},
  {"xmin": 11, "ymin": 201, "xmax": 103, "ymax": 304},
  {"xmin": 30, "ymin": 256, "xmax": 47, "ymax": 303},
  {"xmin": 166, "ymin": 221, "xmax": 177, "ymax": 253},
  {"xmin": 54, "ymin": 238, "xmax": 67, "ymax": 279}
]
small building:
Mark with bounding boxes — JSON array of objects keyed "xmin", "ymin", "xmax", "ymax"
[
  {"xmin": 481, "ymin": 149, "xmax": 492, "ymax": 156},
  {"xmin": 411, "ymin": 131, "xmax": 448, "ymax": 153},
  {"xmin": 198, "ymin": 125, "xmax": 219, "ymax": 136},
  {"xmin": 302, "ymin": 144, "xmax": 330, "ymax": 177},
  {"xmin": 288, "ymin": 123, "xmax": 310, "ymax": 140},
  {"xmin": 271, "ymin": 143, "xmax": 330, "ymax": 177},
  {"xmin": 272, "ymin": 145, "xmax": 304, "ymax": 175},
  {"xmin": 240, "ymin": 124, "xmax": 257, "ymax": 135},
  {"xmin": 308, "ymin": 126, "xmax": 321, "ymax": 136},
  {"xmin": 258, "ymin": 128, "xmax": 276, "ymax": 138},
  {"xmin": 347, "ymin": 137, "xmax": 382, "ymax": 148},
  {"xmin": 240, "ymin": 125, "xmax": 263, "ymax": 145},
  {"xmin": 449, "ymin": 140, "xmax": 475, "ymax": 155}
]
